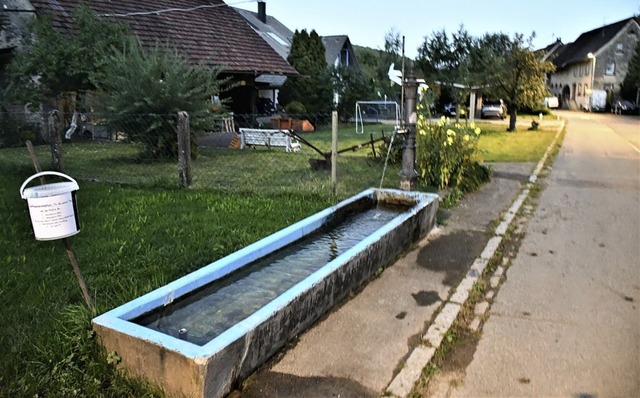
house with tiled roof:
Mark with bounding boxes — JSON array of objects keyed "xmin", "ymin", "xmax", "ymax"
[
  {"xmin": 322, "ymin": 35, "xmax": 360, "ymax": 72},
  {"xmin": 547, "ymin": 17, "xmax": 640, "ymax": 110},
  {"xmin": 2, "ymin": 0, "xmax": 298, "ymax": 115},
  {"xmin": 234, "ymin": 2, "xmax": 362, "ymax": 110},
  {"xmin": 232, "ymin": 2, "xmax": 293, "ymax": 110}
]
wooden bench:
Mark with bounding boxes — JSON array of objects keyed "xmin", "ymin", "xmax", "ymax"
[{"xmin": 239, "ymin": 128, "xmax": 301, "ymax": 152}]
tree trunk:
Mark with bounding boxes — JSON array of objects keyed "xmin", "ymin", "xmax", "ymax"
[{"xmin": 508, "ymin": 108, "xmax": 517, "ymax": 132}]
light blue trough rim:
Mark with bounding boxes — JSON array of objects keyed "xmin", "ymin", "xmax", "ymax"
[{"xmin": 93, "ymin": 188, "xmax": 438, "ymax": 360}]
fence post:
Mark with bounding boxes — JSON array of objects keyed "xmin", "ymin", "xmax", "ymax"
[
  {"xmin": 399, "ymin": 67, "xmax": 418, "ymax": 191},
  {"xmin": 331, "ymin": 111, "xmax": 338, "ymax": 196},
  {"xmin": 49, "ymin": 110, "xmax": 64, "ymax": 172},
  {"xmin": 177, "ymin": 111, "xmax": 192, "ymax": 188}
]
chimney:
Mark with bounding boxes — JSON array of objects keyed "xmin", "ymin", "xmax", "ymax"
[{"xmin": 258, "ymin": 1, "xmax": 266, "ymax": 23}]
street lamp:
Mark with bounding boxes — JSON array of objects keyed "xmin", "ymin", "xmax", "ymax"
[{"xmin": 587, "ymin": 52, "xmax": 596, "ymax": 111}]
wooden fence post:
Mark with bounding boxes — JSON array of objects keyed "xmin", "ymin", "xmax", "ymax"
[
  {"xmin": 177, "ymin": 111, "xmax": 192, "ymax": 188},
  {"xmin": 331, "ymin": 111, "xmax": 338, "ymax": 196},
  {"xmin": 49, "ymin": 110, "xmax": 64, "ymax": 172}
]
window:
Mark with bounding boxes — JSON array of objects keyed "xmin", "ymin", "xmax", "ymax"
[
  {"xmin": 578, "ymin": 84, "xmax": 582, "ymax": 96},
  {"xmin": 616, "ymin": 43, "xmax": 624, "ymax": 54},
  {"xmin": 267, "ymin": 32, "xmax": 290, "ymax": 47},
  {"xmin": 605, "ymin": 63, "xmax": 616, "ymax": 75}
]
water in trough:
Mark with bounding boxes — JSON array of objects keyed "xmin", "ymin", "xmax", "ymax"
[{"xmin": 134, "ymin": 202, "xmax": 408, "ymax": 346}]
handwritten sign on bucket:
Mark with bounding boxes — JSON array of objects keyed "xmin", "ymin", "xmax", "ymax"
[{"xmin": 20, "ymin": 171, "xmax": 80, "ymax": 241}]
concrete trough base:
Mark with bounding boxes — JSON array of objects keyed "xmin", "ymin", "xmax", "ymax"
[{"xmin": 92, "ymin": 188, "xmax": 439, "ymax": 398}]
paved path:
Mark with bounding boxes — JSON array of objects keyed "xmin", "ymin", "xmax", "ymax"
[
  {"xmin": 441, "ymin": 111, "xmax": 640, "ymax": 397},
  {"xmin": 239, "ymin": 156, "xmax": 537, "ymax": 397}
]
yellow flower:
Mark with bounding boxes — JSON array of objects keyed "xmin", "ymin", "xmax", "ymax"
[
  {"xmin": 418, "ymin": 128, "xmax": 427, "ymax": 136},
  {"xmin": 474, "ymin": 127, "xmax": 481, "ymax": 135},
  {"xmin": 447, "ymin": 129, "xmax": 456, "ymax": 136},
  {"xmin": 447, "ymin": 136, "xmax": 454, "ymax": 145},
  {"xmin": 464, "ymin": 134, "xmax": 470, "ymax": 142},
  {"xmin": 438, "ymin": 116, "xmax": 446, "ymax": 126},
  {"xmin": 469, "ymin": 121, "xmax": 476, "ymax": 130},
  {"xmin": 455, "ymin": 123, "xmax": 461, "ymax": 129}
]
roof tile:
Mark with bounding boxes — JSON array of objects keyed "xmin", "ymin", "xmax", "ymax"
[{"xmin": 29, "ymin": 0, "xmax": 298, "ymax": 75}]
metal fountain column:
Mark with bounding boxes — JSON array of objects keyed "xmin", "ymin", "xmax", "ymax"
[{"xmin": 399, "ymin": 67, "xmax": 419, "ymax": 191}]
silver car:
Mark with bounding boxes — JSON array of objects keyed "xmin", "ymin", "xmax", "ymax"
[{"xmin": 481, "ymin": 100, "xmax": 506, "ymax": 119}]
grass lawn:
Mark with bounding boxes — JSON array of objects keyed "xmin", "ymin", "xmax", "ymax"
[
  {"xmin": 478, "ymin": 127, "xmax": 558, "ymax": 162},
  {"xmin": 0, "ymin": 119, "xmax": 562, "ymax": 396}
]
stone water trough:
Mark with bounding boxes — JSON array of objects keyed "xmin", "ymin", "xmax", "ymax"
[{"xmin": 92, "ymin": 188, "xmax": 438, "ymax": 398}]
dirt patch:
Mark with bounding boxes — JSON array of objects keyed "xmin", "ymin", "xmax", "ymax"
[
  {"xmin": 239, "ymin": 371, "xmax": 377, "ymax": 398},
  {"xmin": 417, "ymin": 230, "xmax": 488, "ymax": 286}
]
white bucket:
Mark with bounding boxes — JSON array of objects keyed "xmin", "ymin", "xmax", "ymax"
[{"xmin": 20, "ymin": 171, "xmax": 80, "ymax": 241}]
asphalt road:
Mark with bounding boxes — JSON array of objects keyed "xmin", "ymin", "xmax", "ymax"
[{"xmin": 445, "ymin": 111, "xmax": 640, "ymax": 397}]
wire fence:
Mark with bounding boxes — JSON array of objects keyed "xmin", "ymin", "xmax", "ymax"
[{"xmin": 1, "ymin": 110, "xmax": 405, "ymax": 198}]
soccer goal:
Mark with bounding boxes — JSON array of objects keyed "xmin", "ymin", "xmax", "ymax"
[{"xmin": 354, "ymin": 101, "xmax": 401, "ymax": 134}]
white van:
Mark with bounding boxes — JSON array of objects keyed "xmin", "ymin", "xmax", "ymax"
[
  {"xmin": 544, "ymin": 96, "xmax": 559, "ymax": 109},
  {"xmin": 588, "ymin": 90, "xmax": 607, "ymax": 112}
]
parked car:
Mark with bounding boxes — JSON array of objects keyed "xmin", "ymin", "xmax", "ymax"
[
  {"xmin": 442, "ymin": 102, "xmax": 468, "ymax": 119},
  {"xmin": 481, "ymin": 100, "xmax": 506, "ymax": 119},
  {"xmin": 612, "ymin": 99, "xmax": 639, "ymax": 115},
  {"xmin": 443, "ymin": 102, "xmax": 458, "ymax": 117}
]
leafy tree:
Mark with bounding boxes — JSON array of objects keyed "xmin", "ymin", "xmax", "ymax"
[
  {"xmin": 477, "ymin": 33, "xmax": 555, "ymax": 131},
  {"xmin": 279, "ymin": 29, "xmax": 333, "ymax": 115},
  {"xmin": 331, "ymin": 65, "xmax": 370, "ymax": 121},
  {"xmin": 416, "ymin": 26, "xmax": 475, "ymax": 117},
  {"xmin": 94, "ymin": 38, "xmax": 226, "ymax": 159},
  {"xmin": 5, "ymin": 5, "xmax": 131, "ymax": 107},
  {"xmin": 620, "ymin": 40, "xmax": 640, "ymax": 102}
]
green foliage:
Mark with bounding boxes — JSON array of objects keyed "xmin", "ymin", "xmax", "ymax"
[
  {"xmin": 476, "ymin": 33, "xmax": 555, "ymax": 131},
  {"xmin": 356, "ymin": 28, "xmax": 405, "ymax": 101},
  {"xmin": 417, "ymin": 29, "xmax": 555, "ymax": 130},
  {"xmin": 5, "ymin": 5, "xmax": 132, "ymax": 105},
  {"xmin": 0, "ymin": 112, "xmax": 43, "ymax": 148},
  {"xmin": 94, "ymin": 38, "xmax": 227, "ymax": 159},
  {"xmin": 620, "ymin": 40, "xmax": 640, "ymax": 101},
  {"xmin": 417, "ymin": 26, "xmax": 476, "ymax": 110},
  {"xmin": 331, "ymin": 65, "xmax": 371, "ymax": 121},
  {"xmin": 284, "ymin": 101, "xmax": 307, "ymax": 114},
  {"xmin": 415, "ymin": 92, "xmax": 490, "ymax": 201},
  {"xmin": 279, "ymin": 29, "xmax": 334, "ymax": 114}
]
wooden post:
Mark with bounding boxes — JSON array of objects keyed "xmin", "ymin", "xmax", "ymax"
[
  {"xmin": 369, "ymin": 133, "xmax": 377, "ymax": 158},
  {"xmin": 177, "ymin": 111, "xmax": 192, "ymax": 188},
  {"xmin": 25, "ymin": 141, "xmax": 94, "ymax": 312},
  {"xmin": 331, "ymin": 111, "xmax": 338, "ymax": 196},
  {"xmin": 48, "ymin": 110, "xmax": 64, "ymax": 172}
]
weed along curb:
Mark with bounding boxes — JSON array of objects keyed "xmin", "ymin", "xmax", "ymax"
[{"xmin": 386, "ymin": 120, "xmax": 565, "ymax": 397}]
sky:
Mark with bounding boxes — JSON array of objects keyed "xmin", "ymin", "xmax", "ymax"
[{"xmin": 226, "ymin": 0, "xmax": 640, "ymax": 58}]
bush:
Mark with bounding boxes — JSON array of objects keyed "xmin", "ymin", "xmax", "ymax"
[
  {"xmin": 284, "ymin": 101, "xmax": 307, "ymax": 114},
  {"xmin": 94, "ymin": 38, "xmax": 227, "ymax": 160},
  {"xmin": 0, "ymin": 112, "xmax": 43, "ymax": 148},
  {"xmin": 415, "ymin": 93, "xmax": 490, "ymax": 203}
]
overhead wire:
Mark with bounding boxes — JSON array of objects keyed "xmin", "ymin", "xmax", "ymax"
[{"xmin": 99, "ymin": 0, "xmax": 257, "ymax": 18}]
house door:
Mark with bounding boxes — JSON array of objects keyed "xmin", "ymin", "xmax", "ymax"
[{"xmin": 561, "ymin": 85, "xmax": 571, "ymax": 109}]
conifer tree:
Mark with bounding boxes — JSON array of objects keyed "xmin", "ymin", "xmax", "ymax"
[{"xmin": 279, "ymin": 29, "xmax": 333, "ymax": 115}]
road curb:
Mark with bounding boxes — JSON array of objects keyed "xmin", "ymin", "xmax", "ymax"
[{"xmin": 385, "ymin": 120, "xmax": 566, "ymax": 397}]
